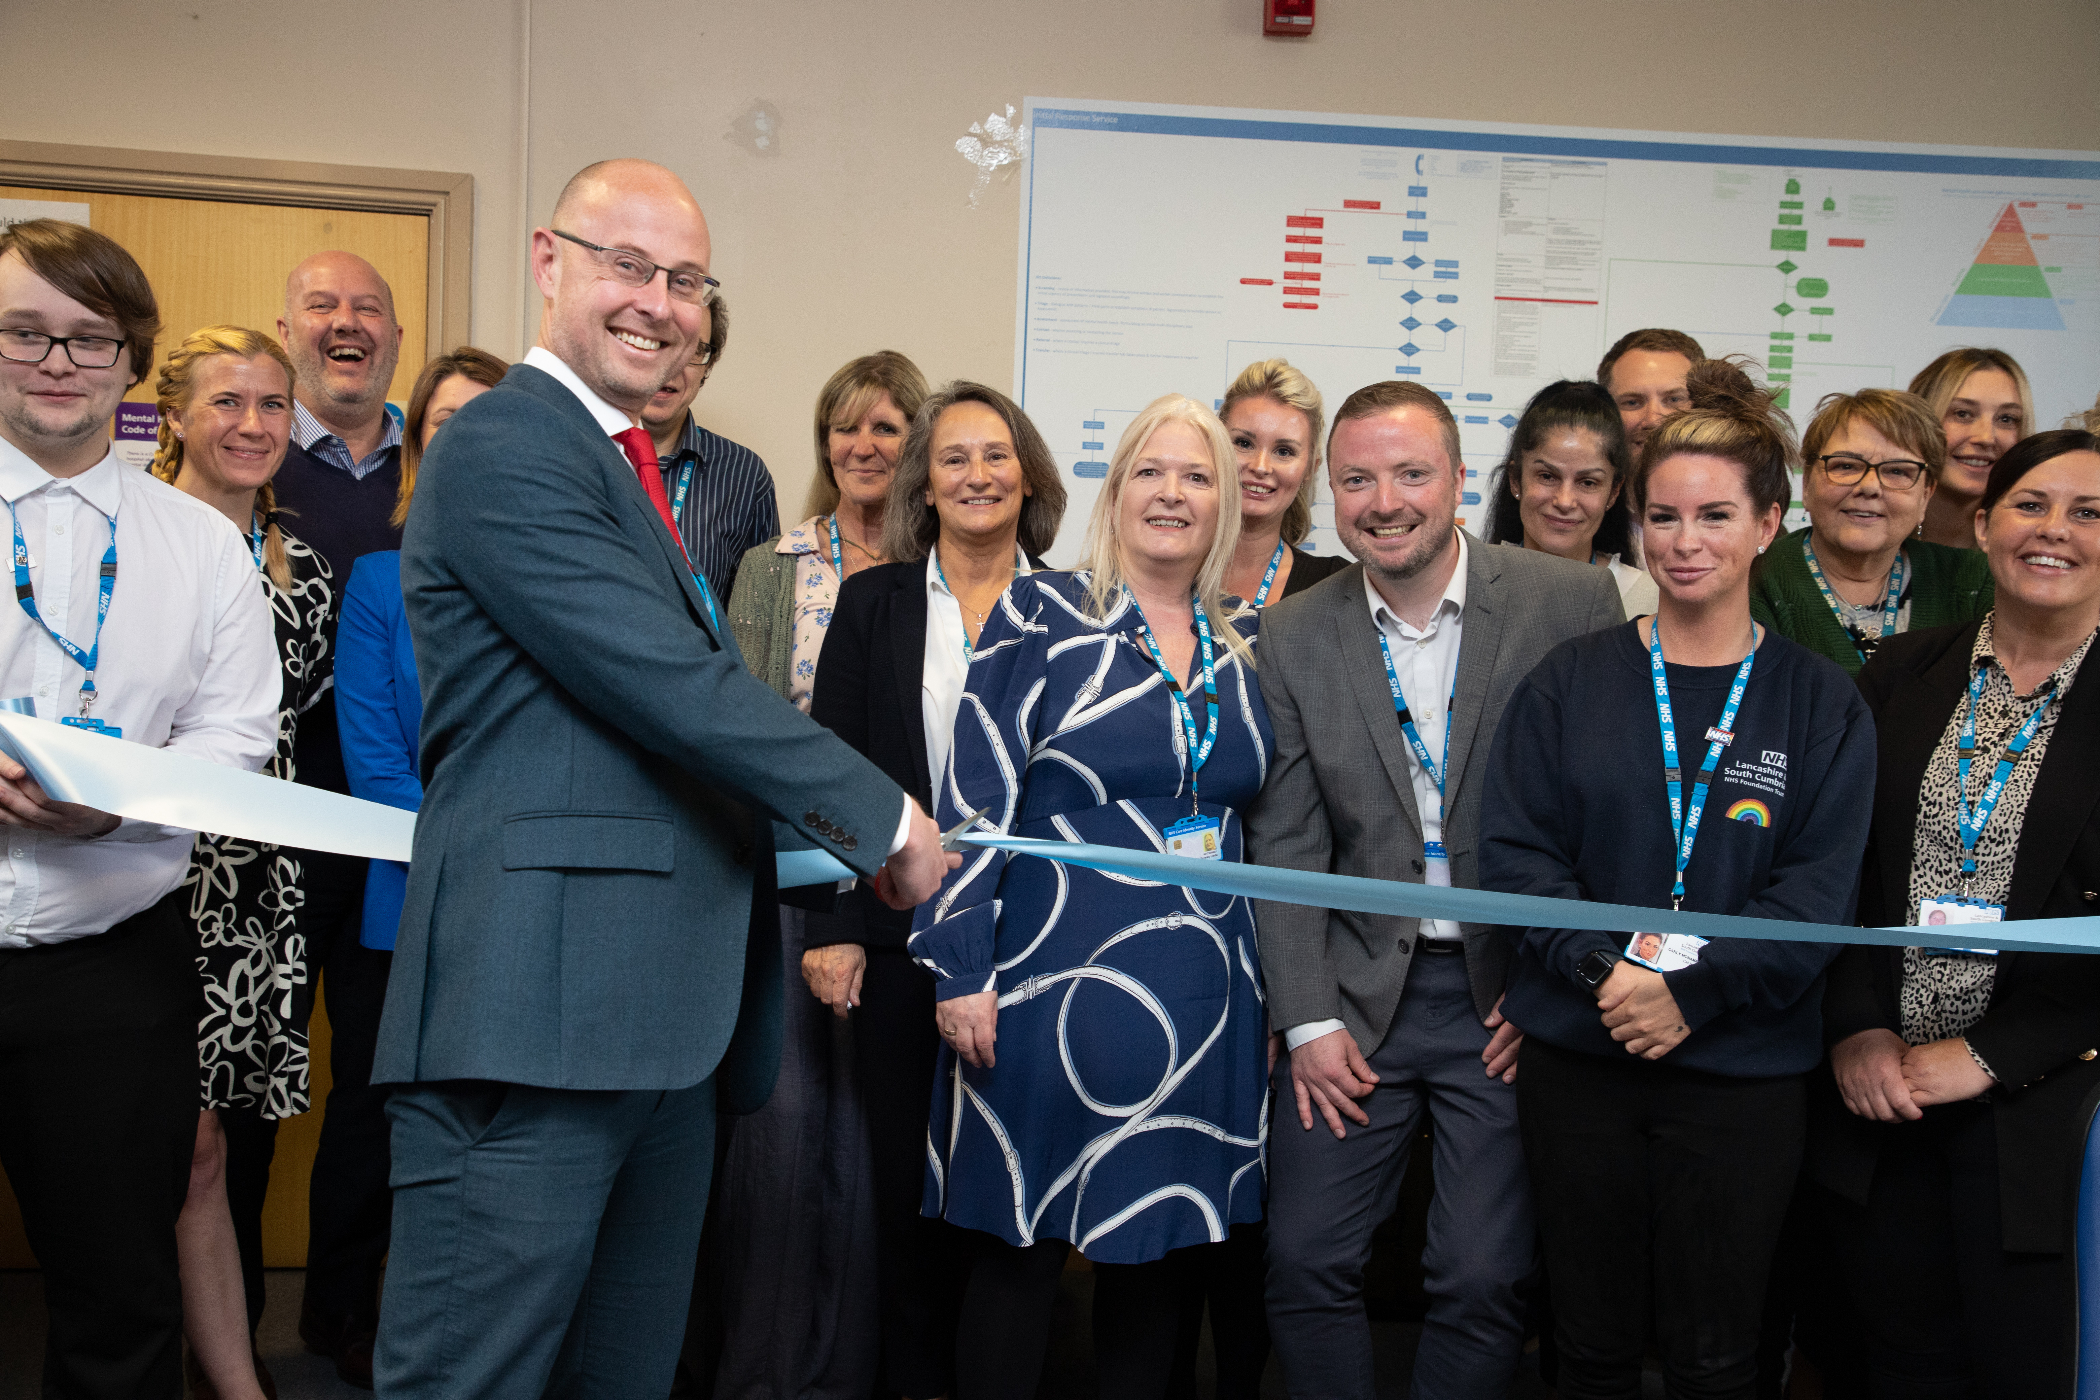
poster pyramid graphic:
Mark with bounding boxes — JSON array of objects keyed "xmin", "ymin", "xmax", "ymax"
[{"xmin": 1938, "ymin": 203, "xmax": 2065, "ymax": 330}]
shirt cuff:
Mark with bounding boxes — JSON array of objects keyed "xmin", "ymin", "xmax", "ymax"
[
  {"xmin": 1963, "ymin": 1037, "xmax": 1998, "ymax": 1082},
  {"xmin": 888, "ymin": 796, "xmax": 914, "ymax": 857},
  {"xmin": 1284, "ymin": 1019, "xmax": 1349, "ymax": 1051}
]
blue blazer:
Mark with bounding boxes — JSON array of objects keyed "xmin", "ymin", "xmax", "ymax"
[
  {"xmin": 336, "ymin": 551, "xmax": 420, "ymax": 950},
  {"xmin": 373, "ymin": 364, "xmax": 902, "ymax": 1103}
]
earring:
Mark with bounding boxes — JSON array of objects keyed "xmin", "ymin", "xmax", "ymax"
[{"xmin": 1757, "ymin": 544, "xmax": 1767, "ymax": 555}]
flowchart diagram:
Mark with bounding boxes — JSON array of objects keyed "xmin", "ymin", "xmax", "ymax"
[{"xmin": 1016, "ymin": 99, "xmax": 2100, "ymax": 561}]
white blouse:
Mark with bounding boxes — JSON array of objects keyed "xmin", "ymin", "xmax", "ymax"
[{"xmin": 921, "ymin": 544, "xmax": 1030, "ymax": 799}]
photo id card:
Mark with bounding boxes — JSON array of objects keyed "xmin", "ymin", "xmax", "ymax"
[
  {"xmin": 1916, "ymin": 896, "xmax": 2003, "ymax": 957},
  {"xmin": 1624, "ymin": 930, "xmax": 1707, "ymax": 973},
  {"xmin": 1163, "ymin": 815, "xmax": 1224, "ymax": 861}
]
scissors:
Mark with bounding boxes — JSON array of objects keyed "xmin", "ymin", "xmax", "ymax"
[{"xmin": 940, "ymin": 805, "xmax": 991, "ymax": 852}]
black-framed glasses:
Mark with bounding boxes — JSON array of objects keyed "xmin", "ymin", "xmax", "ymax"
[
  {"xmin": 1815, "ymin": 453, "xmax": 1927, "ymax": 491},
  {"xmin": 690, "ymin": 341, "xmax": 716, "ymax": 368},
  {"xmin": 551, "ymin": 229, "xmax": 719, "ymax": 306},
  {"xmin": 0, "ymin": 328, "xmax": 126, "ymax": 370}
]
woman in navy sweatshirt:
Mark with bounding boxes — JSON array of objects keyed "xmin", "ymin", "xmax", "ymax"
[{"xmin": 1483, "ymin": 357, "xmax": 1876, "ymax": 1400}]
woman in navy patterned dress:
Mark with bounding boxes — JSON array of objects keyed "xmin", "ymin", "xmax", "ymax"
[{"xmin": 911, "ymin": 395, "xmax": 1273, "ymax": 1398}]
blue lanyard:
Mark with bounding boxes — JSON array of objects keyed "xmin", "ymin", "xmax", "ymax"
[
  {"xmin": 1649, "ymin": 620, "xmax": 1758, "ymax": 908},
  {"xmin": 660, "ymin": 456, "xmax": 719, "ymax": 631},
  {"xmin": 933, "ymin": 548, "xmax": 1016, "ymax": 662},
  {"xmin": 10, "ymin": 503, "xmax": 116, "ymax": 718},
  {"xmin": 1251, "ymin": 540, "xmax": 1289, "ymax": 609},
  {"xmin": 1373, "ymin": 629, "xmax": 1456, "ymax": 815},
  {"xmin": 1130, "ymin": 593, "xmax": 1219, "ymax": 810},
  {"xmin": 248, "ymin": 512, "xmax": 265, "ymax": 571},
  {"xmin": 1955, "ymin": 661, "xmax": 2055, "ymax": 891},
  {"xmin": 825, "ymin": 513, "xmax": 848, "ymax": 582},
  {"xmin": 1802, "ymin": 538, "xmax": 1906, "ymax": 664}
]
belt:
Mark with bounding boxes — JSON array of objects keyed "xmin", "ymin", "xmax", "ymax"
[{"xmin": 1413, "ymin": 935, "xmax": 1463, "ymax": 956}]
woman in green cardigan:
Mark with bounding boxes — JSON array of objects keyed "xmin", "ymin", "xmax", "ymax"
[{"xmin": 1752, "ymin": 388, "xmax": 1992, "ymax": 675}]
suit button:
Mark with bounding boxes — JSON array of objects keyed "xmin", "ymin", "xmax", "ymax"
[
  {"xmin": 806, "ymin": 811, "xmax": 822, "ymax": 826},
  {"xmin": 2084, "ymin": 892, "xmax": 2098, "ymax": 902},
  {"xmin": 1411, "ymin": 858, "xmax": 1425, "ymax": 874},
  {"xmin": 2083, "ymin": 1050, "xmax": 2097, "ymax": 1061},
  {"xmin": 842, "ymin": 836, "xmax": 858, "ymax": 852}
]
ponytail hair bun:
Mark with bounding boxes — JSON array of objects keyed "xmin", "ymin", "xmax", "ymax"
[{"xmin": 1633, "ymin": 355, "xmax": 1795, "ymax": 517}]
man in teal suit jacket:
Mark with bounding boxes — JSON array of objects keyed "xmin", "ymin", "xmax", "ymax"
[{"xmin": 371, "ymin": 159, "xmax": 952, "ymax": 1400}]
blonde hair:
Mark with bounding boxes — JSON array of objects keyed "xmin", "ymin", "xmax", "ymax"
[
  {"xmin": 1077, "ymin": 394, "xmax": 1253, "ymax": 665},
  {"xmin": 148, "ymin": 326, "xmax": 297, "ymax": 590},
  {"xmin": 1221, "ymin": 358, "xmax": 1325, "ymax": 545},
  {"xmin": 1908, "ymin": 348, "xmax": 2036, "ymax": 442},
  {"xmin": 802, "ymin": 351, "xmax": 930, "ymax": 518}
]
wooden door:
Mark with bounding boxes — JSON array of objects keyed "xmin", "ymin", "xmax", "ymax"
[{"xmin": 0, "ymin": 184, "xmax": 430, "ymax": 1268}]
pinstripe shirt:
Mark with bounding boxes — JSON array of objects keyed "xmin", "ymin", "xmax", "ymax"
[{"xmin": 658, "ymin": 415, "xmax": 779, "ymax": 599}]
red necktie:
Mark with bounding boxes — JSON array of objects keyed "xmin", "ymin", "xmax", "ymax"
[{"xmin": 614, "ymin": 426, "xmax": 719, "ymax": 630}]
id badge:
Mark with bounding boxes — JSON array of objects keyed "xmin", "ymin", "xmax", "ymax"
[
  {"xmin": 1625, "ymin": 930, "xmax": 1707, "ymax": 972},
  {"xmin": 1917, "ymin": 896, "xmax": 2004, "ymax": 957},
  {"xmin": 1164, "ymin": 815, "xmax": 1224, "ymax": 861},
  {"xmin": 59, "ymin": 716, "xmax": 121, "ymax": 739},
  {"xmin": 1423, "ymin": 839, "xmax": 1453, "ymax": 889}
]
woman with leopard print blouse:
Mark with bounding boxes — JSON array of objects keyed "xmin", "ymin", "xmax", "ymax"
[{"xmin": 1815, "ymin": 428, "xmax": 2100, "ymax": 1397}]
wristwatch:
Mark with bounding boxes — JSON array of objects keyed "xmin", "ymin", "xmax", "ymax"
[{"xmin": 1576, "ymin": 949, "xmax": 1621, "ymax": 991}]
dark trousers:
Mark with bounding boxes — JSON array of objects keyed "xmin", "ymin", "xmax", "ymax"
[
  {"xmin": 0, "ymin": 893, "xmax": 198, "ymax": 1400},
  {"xmin": 299, "ymin": 849, "xmax": 395, "ymax": 1328},
  {"xmin": 220, "ymin": 1104, "xmax": 280, "ymax": 1330},
  {"xmin": 953, "ymin": 1234, "xmax": 1193, "ymax": 1400},
  {"xmin": 1834, "ymin": 1101, "xmax": 2070, "ymax": 1399},
  {"xmin": 859, "ymin": 946, "xmax": 966, "ymax": 1399},
  {"xmin": 1518, "ymin": 1038, "xmax": 1804, "ymax": 1400},
  {"xmin": 1265, "ymin": 949, "xmax": 1534, "ymax": 1400},
  {"xmin": 1168, "ymin": 1222, "xmax": 1271, "ymax": 1400},
  {"xmin": 375, "ymin": 1076, "xmax": 718, "ymax": 1400}
]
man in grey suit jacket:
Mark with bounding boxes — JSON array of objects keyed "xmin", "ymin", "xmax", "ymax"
[
  {"xmin": 1249, "ymin": 381, "xmax": 1624, "ymax": 1399},
  {"xmin": 371, "ymin": 160, "xmax": 953, "ymax": 1400}
]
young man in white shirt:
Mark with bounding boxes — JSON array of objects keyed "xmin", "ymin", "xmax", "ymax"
[{"xmin": 0, "ymin": 219, "xmax": 279, "ymax": 1400}]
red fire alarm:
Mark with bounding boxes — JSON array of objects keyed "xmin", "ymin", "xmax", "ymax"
[{"xmin": 1264, "ymin": 0, "xmax": 1314, "ymax": 35}]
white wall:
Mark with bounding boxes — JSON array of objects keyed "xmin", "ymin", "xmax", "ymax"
[{"xmin": 9, "ymin": 0, "xmax": 2097, "ymax": 511}]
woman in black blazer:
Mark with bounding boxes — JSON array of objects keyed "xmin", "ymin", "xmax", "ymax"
[
  {"xmin": 806, "ymin": 381, "xmax": 1066, "ymax": 1400},
  {"xmin": 1813, "ymin": 428, "xmax": 2100, "ymax": 1397}
]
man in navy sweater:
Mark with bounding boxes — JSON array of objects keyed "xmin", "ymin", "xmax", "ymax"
[{"xmin": 273, "ymin": 249, "xmax": 406, "ymax": 1387}]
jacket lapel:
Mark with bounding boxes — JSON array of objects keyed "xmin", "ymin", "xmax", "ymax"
[
  {"xmin": 1873, "ymin": 624, "xmax": 1977, "ymax": 920},
  {"xmin": 890, "ymin": 565, "xmax": 932, "ymax": 803},
  {"xmin": 2008, "ymin": 640, "xmax": 2100, "ymax": 920},
  {"xmin": 1442, "ymin": 536, "xmax": 1503, "ymax": 813},
  {"xmin": 1334, "ymin": 575, "xmax": 1425, "ymax": 838}
]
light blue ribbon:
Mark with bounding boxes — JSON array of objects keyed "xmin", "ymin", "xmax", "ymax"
[{"xmin": 954, "ymin": 835, "xmax": 2100, "ymax": 956}]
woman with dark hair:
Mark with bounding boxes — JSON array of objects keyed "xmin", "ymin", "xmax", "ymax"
[
  {"xmin": 797, "ymin": 381, "xmax": 1065, "ymax": 1400},
  {"xmin": 1219, "ymin": 358, "xmax": 1350, "ymax": 604},
  {"xmin": 1487, "ymin": 379, "xmax": 1659, "ymax": 617},
  {"xmin": 1751, "ymin": 388, "xmax": 1993, "ymax": 675},
  {"xmin": 1814, "ymin": 428, "xmax": 2100, "ymax": 1396},
  {"xmin": 1483, "ymin": 357, "xmax": 1876, "ymax": 1398}
]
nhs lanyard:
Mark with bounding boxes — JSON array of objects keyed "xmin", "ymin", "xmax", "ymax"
[
  {"xmin": 1954, "ymin": 663, "xmax": 2055, "ymax": 891},
  {"xmin": 1374, "ymin": 630, "xmax": 1456, "ymax": 853},
  {"xmin": 1650, "ymin": 620, "xmax": 1758, "ymax": 909},
  {"xmin": 248, "ymin": 513, "xmax": 265, "ymax": 571},
  {"xmin": 1130, "ymin": 593, "xmax": 1219, "ymax": 809},
  {"xmin": 10, "ymin": 502, "xmax": 116, "ymax": 718},
  {"xmin": 1251, "ymin": 540, "xmax": 1288, "ymax": 609},
  {"xmin": 825, "ymin": 513, "xmax": 848, "ymax": 581},
  {"xmin": 659, "ymin": 456, "xmax": 720, "ymax": 631},
  {"xmin": 1802, "ymin": 538, "xmax": 1905, "ymax": 663}
]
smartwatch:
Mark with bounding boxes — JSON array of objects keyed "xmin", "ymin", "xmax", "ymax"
[{"xmin": 1576, "ymin": 949, "xmax": 1621, "ymax": 991}]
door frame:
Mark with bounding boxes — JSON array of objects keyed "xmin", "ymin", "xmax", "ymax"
[{"xmin": 0, "ymin": 139, "xmax": 472, "ymax": 364}]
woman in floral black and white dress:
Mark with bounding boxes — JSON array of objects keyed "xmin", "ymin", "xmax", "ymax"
[{"xmin": 151, "ymin": 325, "xmax": 334, "ymax": 1400}]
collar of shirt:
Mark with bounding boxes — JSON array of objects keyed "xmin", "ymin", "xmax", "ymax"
[
  {"xmin": 1363, "ymin": 530, "xmax": 1468, "ymax": 639},
  {"xmin": 927, "ymin": 541, "xmax": 1032, "ymax": 602},
  {"xmin": 522, "ymin": 346, "xmax": 637, "ymax": 438},
  {"xmin": 291, "ymin": 399, "xmax": 403, "ymax": 476},
  {"xmin": 778, "ymin": 515, "xmax": 829, "ymax": 558},
  {"xmin": 665, "ymin": 412, "xmax": 704, "ymax": 467},
  {"xmin": 1972, "ymin": 609, "xmax": 2097, "ymax": 701},
  {"xmin": 0, "ymin": 437, "xmax": 122, "ymax": 518}
]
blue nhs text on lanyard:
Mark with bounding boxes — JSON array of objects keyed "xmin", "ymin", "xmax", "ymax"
[
  {"xmin": 1374, "ymin": 631, "xmax": 1457, "ymax": 860},
  {"xmin": 1131, "ymin": 592, "xmax": 1219, "ymax": 813},
  {"xmin": 1649, "ymin": 620, "xmax": 1758, "ymax": 909},
  {"xmin": 1251, "ymin": 540, "xmax": 1288, "ymax": 609},
  {"xmin": 10, "ymin": 503, "xmax": 117, "ymax": 723},
  {"xmin": 1955, "ymin": 662, "xmax": 2055, "ymax": 894},
  {"xmin": 658, "ymin": 456, "xmax": 719, "ymax": 632}
]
